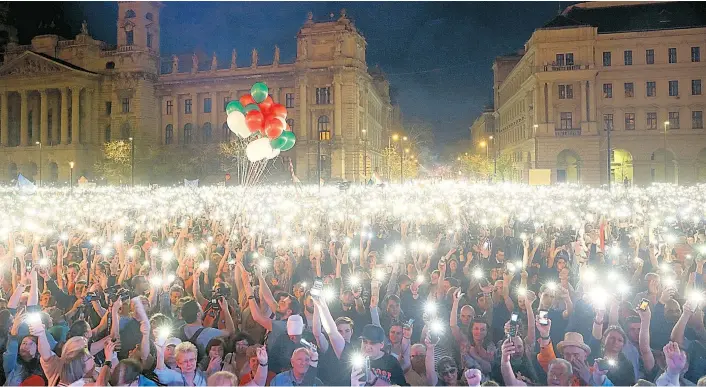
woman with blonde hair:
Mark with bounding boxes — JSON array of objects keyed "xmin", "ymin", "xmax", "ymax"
[{"xmin": 30, "ymin": 323, "xmax": 97, "ymax": 387}]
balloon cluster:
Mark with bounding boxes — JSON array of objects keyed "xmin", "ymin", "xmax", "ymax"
[{"xmin": 226, "ymin": 82, "xmax": 297, "ymax": 162}]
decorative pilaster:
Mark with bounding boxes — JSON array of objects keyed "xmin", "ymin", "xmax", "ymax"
[
  {"xmin": 60, "ymin": 88, "xmax": 69, "ymax": 145},
  {"xmin": 20, "ymin": 90, "xmax": 29, "ymax": 146},
  {"xmin": 71, "ymin": 87, "xmax": 80, "ymax": 144},
  {"xmin": 0, "ymin": 91, "xmax": 8, "ymax": 146},
  {"xmin": 40, "ymin": 89, "xmax": 49, "ymax": 145}
]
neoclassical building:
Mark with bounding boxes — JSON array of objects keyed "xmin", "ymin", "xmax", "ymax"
[
  {"xmin": 491, "ymin": 1, "xmax": 706, "ymax": 185},
  {"xmin": 0, "ymin": 2, "xmax": 394, "ymax": 184}
]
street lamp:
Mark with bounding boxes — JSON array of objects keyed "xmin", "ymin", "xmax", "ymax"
[
  {"xmin": 69, "ymin": 161, "xmax": 74, "ymax": 194},
  {"xmin": 361, "ymin": 129, "xmax": 368, "ymax": 180},
  {"xmin": 401, "ymin": 148, "xmax": 410, "ymax": 183},
  {"xmin": 392, "ymin": 135, "xmax": 408, "ymax": 183},
  {"xmin": 129, "ymin": 137, "xmax": 135, "ymax": 187},
  {"xmin": 489, "ymin": 135, "xmax": 496, "ymax": 176},
  {"xmin": 318, "ymin": 127, "xmax": 331, "ymax": 189},
  {"xmin": 35, "ymin": 141, "xmax": 42, "ymax": 187},
  {"xmin": 479, "ymin": 141, "xmax": 488, "ymax": 159},
  {"xmin": 664, "ymin": 121, "xmax": 669, "ymax": 183}
]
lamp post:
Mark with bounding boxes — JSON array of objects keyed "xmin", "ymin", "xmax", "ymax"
[
  {"xmin": 401, "ymin": 148, "xmax": 410, "ymax": 183},
  {"xmin": 129, "ymin": 137, "xmax": 135, "ymax": 187},
  {"xmin": 35, "ymin": 141, "xmax": 42, "ymax": 187},
  {"xmin": 69, "ymin": 161, "xmax": 74, "ymax": 194},
  {"xmin": 664, "ymin": 121, "xmax": 669, "ymax": 183},
  {"xmin": 489, "ymin": 135, "xmax": 496, "ymax": 177},
  {"xmin": 362, "ymin": 129, "xmax": 368, "ymax": 181},
  {"xmin": 318, "ymin": 127, "xmax": 330, "ymax": 190},
  {"xmin": 479, "ymin": 141, "xmax": 488, "ymax": 159}
]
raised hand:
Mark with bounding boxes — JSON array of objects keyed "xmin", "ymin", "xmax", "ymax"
[
  {"xmin": 465, "ymin": 369, "xmax": 482, "ymax": 386},
  {"xmin": 663, "ymin": 341, "xmax": 687, "ymax": 373}
]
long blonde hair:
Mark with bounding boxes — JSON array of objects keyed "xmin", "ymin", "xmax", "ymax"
[{"xmin": 59, "ymin": 336, "xmax": 91, "ymax": 384}]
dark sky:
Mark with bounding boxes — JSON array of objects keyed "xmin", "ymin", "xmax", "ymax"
[{"xmin": 8, "ymin": 1, "xmax": 567, "ymax": 151}]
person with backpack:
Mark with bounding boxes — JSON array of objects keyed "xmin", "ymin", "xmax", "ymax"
[{"xmin": 177, "ymin": 299, "xmax": 235, "ymax": 361}]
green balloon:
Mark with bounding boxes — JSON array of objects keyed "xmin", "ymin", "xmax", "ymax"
[
  {"xmin": 279, "ymin": 131, "xmax": 296, "ymax": 152},
  {"xmin": 225, "ymin": 101, "xmax": 244, "ymax": 115},
  {"xmin": 243, "ymin": 104, "xmax": 260, "ymax": 114},
  {"xmin": 251, "ymin": 82, "xmax": 269, "ymax": 103},
  {"xmin": 271, "ymin": 136, "xmax": 288, "ymax": 150}
]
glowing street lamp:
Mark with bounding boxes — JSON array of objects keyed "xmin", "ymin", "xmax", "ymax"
[{"xmin": 69, "ymin": 161, "xmax": 75, "ymax": 193}]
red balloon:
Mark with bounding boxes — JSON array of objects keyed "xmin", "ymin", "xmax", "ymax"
[
  {"xmin": 265, "ymin": 116, "xmax": 285, "ymax": 139},
  {"xmin": 239, "ymin": 94, "xmax": 255, "ymax": 107},
  {"xmin": 270, "ymin": 103, "xmax": 287, "ymax": 119},
  {"xmin": 259, "ymin": 96, "xmax": 274, "ymax": 113},
  {"xmin": 245, "ymin": 110, "xmax": 265, "ymax": 133}
]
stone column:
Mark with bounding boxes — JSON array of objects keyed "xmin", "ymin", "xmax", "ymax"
[
  {"xmin": 334, "ymin": 79, "xmax": 342, "ymax": 138},
  {"xmin": 191, "ymin": 92, "xmax": 197, "ymax": 143},
  {"xmin": 71, "ymin": 87, "xmax": 80, "ymax": 144},
  {"xmin": 173, "ymin": 94, "xmax": 180, "ymax": 145},
  {"xmin": 60, "ymin": 88, "xmax": 69, "ymax": 145},
  {"xmin": 580, "ymin": 81, "xmax": 587, "ymax": 124},
  {"xmin": 51, "ymin": 94, "xmax": 59, "ymax": 145},
  {"xmin": 40, "ymin": 89, "xmax": 49, "ymax": 145},
  {"xmin": 547, "ymin": 82, "xmax": 554, "ymax": 129},
  {"xmin": 588, "ymin": 80, "xmax": 596, "ymax": 122},
  {"xmin": 299, "ymin": 83, "xmax": 307, "ymax": 140},
  {"xmin": 0, "ymin": 91, "xmax": 8, "ymax": 146},
  {"xmin": 210, "ymin": 91, "xmax": 218, "ymax": 141},
  {"xmin": 20, "ymin": 90, "xmax": 29, "ymax": 146},
  {"xmin": 85, "ymin": 89, "xmax": 93, "ymax": 144}
]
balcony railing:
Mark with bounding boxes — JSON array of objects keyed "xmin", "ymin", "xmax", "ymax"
[
  {"xmin": 537, "ymin": 64, "xmax": 589, "ymax": 72},
  {"xmin": 555, "ymin": 128, "xmax": 582, "ymax": 137}
]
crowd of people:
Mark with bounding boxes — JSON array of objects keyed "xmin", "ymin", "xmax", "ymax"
[{"xmin": 0, "ymin": 182, "xmax": 706, "ymax": 386}]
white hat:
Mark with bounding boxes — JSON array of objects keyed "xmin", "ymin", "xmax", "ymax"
[
  {"xmin": 287, "ymin": 315, "xmax": 304, "ymax": 335},
  {"xmin": 165, "ymin": 337, "xmax": 182, "ymax": 347}
]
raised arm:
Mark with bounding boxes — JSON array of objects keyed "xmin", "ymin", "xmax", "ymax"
[
  {"xmin": 636, "ymin": 305, "xmax": 655, "ymax": 372},
  {"xmin": 425, "ymin": 337, "xmax": 438, "ymax": 386}
]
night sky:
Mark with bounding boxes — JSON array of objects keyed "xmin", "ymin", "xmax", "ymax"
[{"xmin": 7, "ymin": 2, "xmax": 569, "ymax": 152}]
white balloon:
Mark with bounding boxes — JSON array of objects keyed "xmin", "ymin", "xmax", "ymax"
[
  {"xmin": 267, "ymin": 148, "xmax": 280, "ymax": 160},
  {"xmin": 246, "ymin": 137, "xmax": 273, "ymax": 162},
  {"xmin": 227, "ymin": 112, "xmax": 250, "ymax": 138}
]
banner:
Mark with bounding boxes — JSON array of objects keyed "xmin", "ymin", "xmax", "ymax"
[
  {"xmin": 184, "ymin": 179, "xmax": 199, "ymax": 188},
  {"xmin": 17, "ymin": 173, "xmax": 37, "ymax": 194},
  {"xmin": 528, "ymin": 169, "xmax": 551, "ymax": 186}
]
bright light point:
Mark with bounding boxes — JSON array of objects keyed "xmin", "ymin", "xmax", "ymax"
[
  {"xmin": 424, "ymin": 302, "xmax": 437, "ymax": 315},
  {"xmin": 351, "ymin": 353, "xmax": 365, "ymax": 369},
  {"xmin": 664, "ymin": 278, "xmax": 676, "ymax": 287},
  {"xmin": 610, "ymin": 246, "xmax": 622, "ymax": 255},
  {"xmin": 607, "ymin": 359, "xmax": 617, "ymax": 367},
  {"xmin": 167, "ymin": 274, "xmax": 175, "ymax": 283},
  {"xmin": 688, "ymin": 291, "xmax": 704, "ymax": 305},
  {"xmin": 590, "ymin": 287, "xmax": 607, "ymax": 310},
  {"xmin": 301, "ymin": 282, "xmax": 308, "ymax": 288},
  {"xmin": 199, "ymin": 261, "xmax": 210, "ymax": 270},
  {"xmin": 168, "ymin": 237, "xmax": 175, "ymax": 244},
  {"xmin": 506, "ymin": 262, "xmax": 516, "ymax": 273},
  {"xmin": 416, "ymin": 274, "xmax": 425, "ymax": 283},
  {"xmin": 617, "ymin": 283, "xmax": 630, "ymax": 294},
  {"xmin": 546, "ymin": 282, "xmax": 558, "ymax": 291},
  {"xmin": 535, "ymin": 236, "xmax": 543, "ymax": 244},
  {"xmin": 259, "ymin": 259, "xmax": 269, "ymax": 268},
  {"xmin": 473, "ymin": 268, "xmax": 483, "ymax": 279},
  {"xmin": 582, "ymin": 268, "xmax": 596, "ymax": 283},
  {"xmin": 607, "ymin": 271, "xmax": 618, "ymax": 281},
  {"xmin": 39, "ymin": 258, "xmax": 49, "ymax": 266},
  {"xmin": 517, "ymin": 287, "xmax": 527, "ymax": 296},
  {"xmin": 322, "ymin": 287, "xmax": 335, "ymax": 302},
  {"xmin": 350, "ymin": 275, "xmax": 361, "ymax": 286},
  {"xmin": 150, "ymin": 276, "xmax": 163, "ymax": 287},
  {"xmin": 161, "ymin": 251, "xmax": 173, "ymax": 262},
  {"xmin": 25, "ymin": 313, "xmax": 42, "ymax": 325},
  {"xmin": 187, "ymin": 246, "xmax": 198, "ymax": 256},
  {"xmin": 374, "ymin": 269, "xmax": 386, "ymax": 281},
  {"xmin": 157, "ymin": 326, "xmax": 171, "ymax": 340},
  {"xmin": 430, "ymin": 320, "xmax": 444, "ymax": 333}
]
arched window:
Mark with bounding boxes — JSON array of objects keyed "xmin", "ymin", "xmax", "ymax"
[
  {"xmin": 184, "ymin": 124, "xmax": 193, "ymax": 144},
  {"xmin": 317, "ymin": 115, "xmax": 330, "ymax": 139},
  {"xmin": 105, "ymin": 125, "xmax": 111, "ymax": 143},
  {"xmin": 8, "ymin": 162, "xmax": 17, "ymax": 181},
  {"xmin": 28, "ymin": 162, "xmax": 38, "ymax": 179},
  {"xmin": 165, "ymin": 124, "xmax": 173, "ymax": 145},
  {"xmin": 202, "ymin": 122, "xmax": 212, "ymax": 143},
  {"xmin": 145, "ymin": 12, "xmax": 154, "ymax": 21},
  {"xmin": 126, "ymin": 30, "xmax": 134, "ymax": 45},
  {"xmin": 286, "ymin": 118, "xmax": 295, "ymax": 134},
  {"xmin": 222, "ymin": 122, "xmax": 231, "ymax": 142},
  {"xmin": 125, "ymin": 9, "xmax": 136, "ymax": 18},
  {"xmin": 106, "ymin": 62, "xmax": 115, "ymax": 69},
  {"xmin": 120, "ymin": 123, "xmax": 130, "ymax": 140},
  {"xmin": 28, "ymin": 111, "xmax": 33, "ymax": 141}
]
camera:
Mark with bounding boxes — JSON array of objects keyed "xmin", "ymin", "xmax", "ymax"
[
  {"xmin": 106, "ymin": 286, "xmax": 131, "ymax": 303},
  {"xmin": 84, "ymin": 292, "xmax": 101, "ymax": 304},
  {"xmin": 208, "ymin": 286, "xmax": 231, "ymax": 310},
  {"xmin": 597, "ymin": 358, "xmax": 616, "ymax": 371}
]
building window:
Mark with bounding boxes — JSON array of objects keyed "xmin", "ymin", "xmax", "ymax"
[
  {"xmin": 603, "ymin": 83, "xmax": 612, "ymax": 98},
  {"xmin": 202, "ymin": 122, "xmax": 212, "ymax": 143},
  {"xmin": 647, "ymin": 112, "xmax": 657, "ymax": 130},
  {"xmin": 603, "ymin": 114, "xmax": 613, "ymax": 131},
  {"xmin": 624, "ymin": 82, "xmax": 634, "ymax": 98},
  {"xmin": 668, "ymin": 112, "xmax": 680, "ymax": 129},
  {"xmin": 105, "ymin": 125, "xmax": 111, "ymax": 142},
  {"xmin": 185, "ymin": 99, "xmax": 192, "ymax": 114},
  {"xmin": 560, "ymin": 112, "xmax": 572, "ymax": 129},
  {"xmin": 692, "ymin": 47, "xmax": 701, "ymax": 62},
  {"xmin": 692, "ymin": 79, "xmax": 702, "ymax": 95},
  {"xmin": 646, "ymin": 81, "xmax": 656, "ymax": 97},
  {"xmin": 125, "ymin": 9, "xmax": 136, "ymax": 18},
  {"xmin": 223, "ymin": 97, "xmax": 230, "ymax": 111},
  {"xmin": 145, "ymin": 12, "xmax": 153, "ymax": 21},
  {"xmin": 558, "ymin": 84, "xmax": 573, "ymax": 99},
  {"xmin": 624, "ymin": 113, "xmax": 635, "ymax": 130},
  {"xmin": 105, "ymin": 101, "xmax": 112, "ymax": 115},
  {"xmin": 166, "ymin": 100, "xmax": 173, "ymax": 115},
  {"xmin": 315, "ymin": 87, "xmax": 331, "ymax": 104},
  {"xmin": 285, "ymin": 93, "xmax": 295, "ymax": 108},
  {"xmin": 147, "ymin": 32, "xmax": 152, "ymax": 48},
  {"xmin": 121, "ymin": 98, "xmax": 130, "ymax": 113},
  {"xmin": 126, "ymin": 30, "xmax": 134, "ymax": 45},
  {"xmin": 646, "ymin": 49, "xmax": 654, "ymax": 64},
  {"xmin": 204, "ymin": 98, "xmax": 212, "ymax": 113},
  {"xmin": 184, "ymin": 124, "xmax": 193, "ymax": 144},
  {"xmin": 286, "ymin": 118, "xmax": 294, "ymax": 133},
  {"xmin": 317, "ymin": 115, "xmax": 330, "ymax": 137},
  {"xmin": 624, "ymin": 50, "xmax": 633, "ymax": 65},
  {"xmin": 693, "ymin": 111, "xmax": 703, "ymax": 129},
  {"xmin": 565, "ymin": 53, "xmax": 574, "ymax": 65},
  {"xmin": 603, "ymin": 52, "xmax": 611, "ymax": 66},
  {"xmin": 669, "ymin": 80, "xmax": 679, "ymax": 96},
  {"xmin": 165, "ymin": 124, "xmax": 173, "ymax": 144},
  {"xmin": 668, "ymin": 47, "xmax": 677, "ymax": 63}
]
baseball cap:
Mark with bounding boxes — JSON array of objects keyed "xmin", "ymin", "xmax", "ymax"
[
  {"xmin": 359, "ymin": 324, "xmax": 385, "ymax": 344},
  {"xmin": 165, "ymin": 337, "xmax": 182, "ymax": 347}
]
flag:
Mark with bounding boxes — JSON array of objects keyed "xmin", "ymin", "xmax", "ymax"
[
  {"xmin": 17, "ymin": 174, "xmax": 37, "ymax": 194},
  {"xmin": 184, "ymin": 179, "xmax": 199, "ymax": 188}
]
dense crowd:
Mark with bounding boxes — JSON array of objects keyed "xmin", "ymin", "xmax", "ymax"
[{"xmin": 1, "ymin": 182, "xmax": 706, "ymax": 386}]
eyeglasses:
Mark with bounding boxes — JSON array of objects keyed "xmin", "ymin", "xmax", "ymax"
[{"xmin": 442, "ymin": 368, "xmax": 458, "ymax": 376}]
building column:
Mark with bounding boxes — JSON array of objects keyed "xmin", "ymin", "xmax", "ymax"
[
  {"xmin": 20, "ymin": 90, "xmax": 29, "ymax": 146},
  {"xmin": 580, "ymin": 81, "xmax": 587, "ymax": 123},
  {"xmin": 0, "ymin": 91, "xmax": 8, "ymax": 146},
  {"xmin": 547, "ymin": 82, "xmax": 554, "ymax": 129},
  {"xmin": 173, "ymin": 94, "xmax": 180, "ymax": 145},
  {"xmin": 191, "ymin": 92, "xmax": 197, "ymax": 143},
  {"xmin": 40, "ymin": 89, "xmax": 49, "ymax": 145},
  {"xmin": 210, "ymin": 91, "xmax": 218, "ymax": 142},
  {"xmin": 60, "ymin": 88, "xmax": 69, "ymax": 145},
  {"xmin": 588, "ymin": 80, "xmax": 596, "ymax": 122},
  {"xmin": 51, "ymin": 93, "xmax": 59, "ymax": 145},
  {"xmin": 299, "ymin": 83, "xmax": 307, "ymax": 140},
  {"xmin": 334, "ymin": 78, "xmax": 342, "ymax": 138},
  {"xmin": 85, "ymin": 89, "xmax": 93, "ymax": 144},
  {"xmin": 71, "ymin": 87, "xmax": 80, "ymax": 144}
]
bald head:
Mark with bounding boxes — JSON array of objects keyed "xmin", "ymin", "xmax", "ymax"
[{"xmin": 460, "ymin": 305, "xmax": 475, "ymax": 325}]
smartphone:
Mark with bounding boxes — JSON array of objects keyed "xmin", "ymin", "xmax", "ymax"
[
  {"xmin": 538, "ymin": 310, "xmax": 549, "ymax": 326},
  {"xmin": 310, "ymin": 277, "xmax": 324, "ymax": 298},
  {"xmin": 638, "ymin": 299, "xmax": 650, "ymax": 311},
  {"xmin": 597, "ymin": 359, "xmax": 613, "ymax": 371},
  {"xmin": 25, "ymin": 260, "xmax": 33, "ymax": 272},
  {"xmin": 300, "ymin": 338, "xmax": 316, "ymax": 351},
  {"xmin": 508, "ymin": 313, "xmax": 519, "ymax": 337},
  {"xmin": 363, "ymin": 356, "xmax": 372, "ymax": 384}
]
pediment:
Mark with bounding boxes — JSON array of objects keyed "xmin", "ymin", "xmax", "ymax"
[{"xmin": 0, "ymin": 51, "xmax": 96, "ymax": 78}]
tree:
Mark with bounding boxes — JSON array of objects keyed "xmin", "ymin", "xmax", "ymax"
[
  {"xmin": 457, "ymin": 153, "xmax": 515, "ymax": 182},
  {"xmin": 94, "ymin": 140, "xmax": 131, "ymax": 184},
  {"xmin": 383, "ymin": 147, "xmax": 419, "ymax": 182}
]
